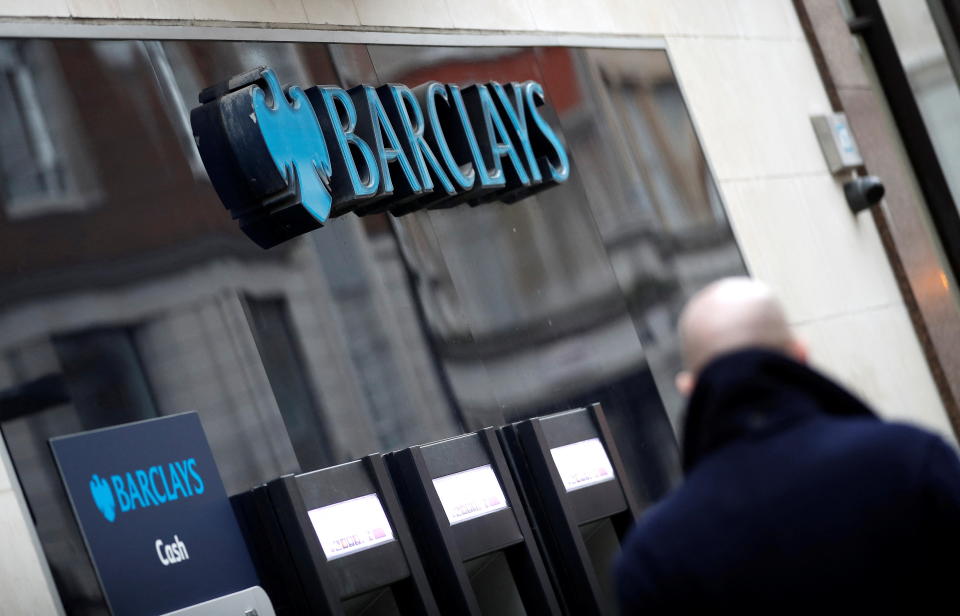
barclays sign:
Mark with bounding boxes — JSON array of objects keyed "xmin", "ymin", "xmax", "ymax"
[
  {"xmin": 50, "ymin": 413, "xmax": 260, "ymax": 616},
  {"xmin": 191, "ymin": 67, "xmax": 571, "ymax": 248},
  {"xmin": 88, "ymin": 458, "xmax": 205, "ymax": 523}
]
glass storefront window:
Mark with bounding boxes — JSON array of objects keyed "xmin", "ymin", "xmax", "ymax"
[
  {"xmin": 843, "ymin": 0, "xmax": 960, "ymax": 305},
  {"xmin": 0, "ymin": 38, "xmax": 745, "ymax": 612},
  {"xmin": 879, "ymin": 0, "xmax": 960, "ymax": 215}
]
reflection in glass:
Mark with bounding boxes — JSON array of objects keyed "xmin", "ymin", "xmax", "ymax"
[
  {"xmin": 0, "ymin": 40, "xmax": 99, "ymax": 219},
  {"xmin": 879, "ymin": 0, "xmax": 960, "ymax": 213},
  {"xmin": 244, "ymin": 295, "xmax": 333, "ymax": 471},
  {"xmin": 0, "ymin": 39, "xmax": 745, "ymax": 612}
]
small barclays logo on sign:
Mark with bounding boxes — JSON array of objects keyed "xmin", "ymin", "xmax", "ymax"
[
  {"xmin": 90, "ymin": 474, "xmax": 117, "ymax": 522},
  {"xmin": 86, "ymin": 459, "xmax": 206, "ymax": 524}
]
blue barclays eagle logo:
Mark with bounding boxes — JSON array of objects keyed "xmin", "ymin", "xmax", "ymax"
[
  {"xmin": 89, "ymin": 474, "xmax": 116, "ymax": 522},
  {"xmin": 251, "ymin": 68, "xmax": 333, "ymax": 223}
]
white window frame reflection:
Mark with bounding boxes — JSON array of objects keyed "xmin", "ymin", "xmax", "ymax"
[
  {"xmin": 0, "ymin": 41, "xmax": 100, "ymax": 220},
  {"xmin": 141, "ymin": 41, "xmax": 209, "ymax": 180}
]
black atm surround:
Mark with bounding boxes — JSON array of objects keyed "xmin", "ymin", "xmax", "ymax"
[
  {"xmin": 386, "ymin": 428, "xmax": 562, "ymax": 616},
  {"xmin": 233, "ymin": 454, "xmax": 438, "ymax": 616},
  {"xmin": 233, "ymin": 406, "xmax": 640, "ymax": 616},
  {"xmin": 500, "ymin": 403, "xmax": 642, "ymax": 616}
]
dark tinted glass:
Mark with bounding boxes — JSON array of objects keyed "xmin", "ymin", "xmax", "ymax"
[{"xmin": 0, "ymin": 39, "xmax": 744, "ymax": 612}]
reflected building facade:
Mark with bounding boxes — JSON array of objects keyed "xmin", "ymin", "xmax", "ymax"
[{"xmin": 0, "ymin": 39, "xmax": 744, "ymax": 612}]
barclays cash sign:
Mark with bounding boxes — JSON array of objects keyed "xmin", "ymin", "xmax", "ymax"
[
  {"xmin": 88, "ymin": 458, "xmax": 205, "ymax": 522},
  {"xmin": 50, "ymin": 413, "xmax": 260, "ymax": 616},
  {"xmin": 191, "ymin": 67, "xmax": 571, "ymax": 248}
]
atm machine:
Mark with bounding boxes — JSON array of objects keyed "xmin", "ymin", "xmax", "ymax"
[
  {"xmin": 387, "ymin": 428, "xmax": 561, "ymax": 616},
  {"xmin": 500, "ymin": 403, "xmax": 642, "ymax": 616},
  {"xmin": 235, "ymin": 455, "xmax": 438, "ymax": 615}
]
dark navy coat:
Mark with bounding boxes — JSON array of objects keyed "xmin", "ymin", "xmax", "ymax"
[{"xmin": 615, "ymin": 349, "xmax": 960, "ymax": 613}]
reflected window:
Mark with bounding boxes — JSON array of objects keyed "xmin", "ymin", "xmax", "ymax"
[
  {"xmin": 244, "ymin": 295, "xmax": 333, "ymax": 471},
  {"xmin": 53, "ymin": 326, "xmax": 159, "ymax": 428},
  {"xmin": 605, "ymin": 77, "xmax": 720, "ymax": 233},
  {"xmin": 0, "ymin": 41, "xmax": 98, "ymax": 219}
]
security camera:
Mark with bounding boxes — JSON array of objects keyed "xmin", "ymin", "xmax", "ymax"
[{"xmin": 843, "ymin": 176, "xmax": 885, "ymax": 213}]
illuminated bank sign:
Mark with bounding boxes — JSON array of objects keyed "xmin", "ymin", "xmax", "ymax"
[
  {"xmin": 50, "ymin": 413, "xmax": 260, "ymax": 616},
  {"xmin": 191, "ymin": 66, "xmax": 570, "ymax": 248}
]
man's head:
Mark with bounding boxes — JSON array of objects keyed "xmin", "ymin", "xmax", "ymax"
[{"xmin": 675, "ymin": 277, "xmax": 807, "ymax": 396}]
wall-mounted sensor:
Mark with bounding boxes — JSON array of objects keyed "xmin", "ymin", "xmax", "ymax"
[
  {"xmin": 812, "ymin": 112, "xmax": 864, "ymax": 173},
  {"xmin": 844, "ymin": 175, "xmax": 885, "ymax": 213}
]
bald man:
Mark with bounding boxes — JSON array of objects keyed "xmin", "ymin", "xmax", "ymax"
[
  {"xmin": 615, "ymin": 277, "xmax": 960, "ymax": 613},
  {"xmin": 674, "ymin": 277, "xmax": 806, "ymax": 396}
]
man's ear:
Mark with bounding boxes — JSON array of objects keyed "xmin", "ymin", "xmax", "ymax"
[
  {"xmin": 675, "ymin": 371, "xmax": 695, "ymax": 397},
  {"xmin": 788, "ymin": 338, "xmax": 809, "ymax": 365}
]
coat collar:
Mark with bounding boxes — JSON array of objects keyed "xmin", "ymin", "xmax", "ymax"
[{"xmin": 681, "ymin": 348, "xmax": 876, "ymax": 473}]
